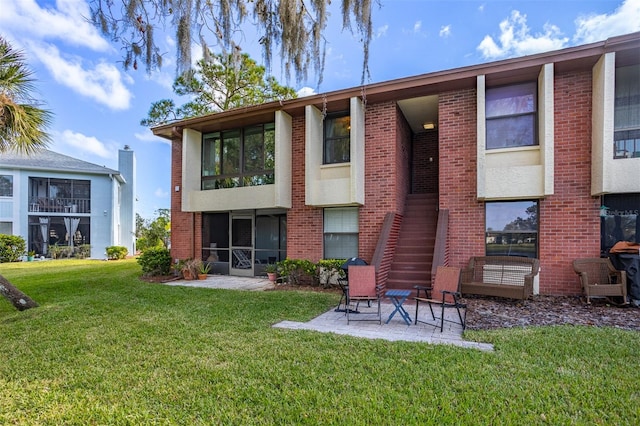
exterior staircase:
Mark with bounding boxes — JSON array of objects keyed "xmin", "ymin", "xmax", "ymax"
[{"xmin": 385, "ymin": 193, "xmax": 438, "ymax": 293}]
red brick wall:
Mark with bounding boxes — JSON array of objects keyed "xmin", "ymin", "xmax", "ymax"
[
  {"xmin": 358, "ymin": 102, "xmax": 406, "ymax": 261},
  {"xmin": 438, "ymin": 75, "xmax": 597, "ymax": 295},
  {"xmin": 287, "ymin": 102, "xmax": 406, "ymax": 262},
  {"xmin": 438, "ymin": 89, "xmax": 485, "ymax": 268},
  {"xmin": 170, "ymin": 138, "xmax": 194, "ymax": 261},
  {"xmin": 286, "ymin": 116, "xmax": 324, "ymax": 261},
  {"xmin": 539, "ymin": 70, "xmax": 598, "ymax": 295},
  {"xmin": 412, "ymin": 131, "xmax": 439, "ymax": 194},
  {"xmin": 395, "ymin": 105, "xmax": 412, "ymax": 212}
]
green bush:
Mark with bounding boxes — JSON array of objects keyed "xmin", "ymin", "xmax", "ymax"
[
  {"xmin": 316, "ymin": 258, "xmax": 346, "ymax": 287},
  {"xmin": 316, "ymin": 259, "xmax": 346, "ymax": 273},
  {"xmin": 137, "ymin": 247, "xmax": 172, "ymax": 276},
  {"xmin": 74, "ymin": 244, "xmax": 92, "ymax": 259},
  {"xmin": 0, "ymin": 234, "xmax": 26, "ymax": 263},
  {"xmin": 276, "ymin": 258, "xmax": 318, "ymax": 285},
  {"xmin": 106, "ymin": 246, "xmax": 128, "ymax": 260}
]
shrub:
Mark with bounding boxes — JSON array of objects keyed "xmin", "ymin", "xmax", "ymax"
[
  {"xmin": 316, "ymin": 259, "xmax": 346, "ymax": 274},
  {"xmin": 74, "ymin": 244, "xmax": 92, "ymax": 259},
  {"xmin": 277, "ymin": 258, "xmax": 318, "ymax": 285},
  {"xmin": 106, "ymin": 246, "xmax": 128, "ymax": 260},
  {"xmin": 0, "ymin": 234, "xmax": 26, "ymax": 263},
  {"xmin": 177, "ymin": 258, "xmax": 198, "ymax": 279},
  {"xmin": 137, "ymin": 247, "xmax": 172, "ymax": 276},
  {"xmin": 49, "ymin": 244, "xmax": 73, "ymax": 259},
  {"xmin": 317, "ymin": 258, "xmax": 346, "ymax": 287}
]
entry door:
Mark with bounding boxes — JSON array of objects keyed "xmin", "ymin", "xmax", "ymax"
[{"xmin": 230, "ymin": 214, "xmax": 254, "ymax": 276}]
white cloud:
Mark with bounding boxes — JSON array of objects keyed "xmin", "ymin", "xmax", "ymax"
[
  {"xmin": 135, "ymin": 130, "xmax": 170, "ymax": 145},
  {"xmin": 439, "ymin": 25, "xmax": 452, "ymax": 38},
  {"xmin": 146, "ymin": 68, "xmax": 175, "ymax": 91},
  {"xmin": 413, "ymin": 21, "xmax": 422, "ymax": 34},
  {"xmin": 574, "ymin": 0, "xmax": 640, "ymax": 44},
  {"xmin": 479, "ymin": 4, "xmax": 485, "ymax": 13},
  {"xmin": 154, "ymin": 187, "xmax": 169, "ymax": 198},
  {"xmin": 477, "ymin": 10, "xmax": 568, "ymax": 59},
  {"xmin": 376, "ymin": 24, "xmax": 389, "ymax": 39},
  {"xmin": 297, "ymin": 87, "xmax": 316, "ymax": 97},
  {"xmin": 0, "ymin": 0, "xmax": 133, "ymax": 110},
  {"xmin": 55, "ymin": 130, "xmax": 115, "ymax": 159},
  {"xmin": 27, "ymin": 42, "xmax": 133, "ymax": 110},
  {"xmin": 0, "ymin": 0, "xmax": 111, "ymax": 52}
]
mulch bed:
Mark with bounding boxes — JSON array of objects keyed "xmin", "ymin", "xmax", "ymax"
[{"xmin": 464, "ymin": 295, "xmax": 640, "ymax": 331}]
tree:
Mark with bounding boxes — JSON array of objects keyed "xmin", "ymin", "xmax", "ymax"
[
  {"xmin": 136, "ymin": 209, "xmax": 171, "ymax": 252},
  {"xmin": 0, "ymin": 36, "xmax": 52, "ymax": 311},
  {"xmin": 141, "ymin": 51, "xmax": 297, "ymax": 126},
  {"xmin": 0, "ymin": 36, "xmax": 52, "ymax": 153},
  {"xmin": 89, "ymin": 0, "xmax": 375, "ymax": 85}
]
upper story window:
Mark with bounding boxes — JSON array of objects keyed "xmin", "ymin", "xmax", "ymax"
[
  {"xmin": 0, "ymin": 175, "xmax": 13, "ymax": 197},
  {"xmin": 486, "ymin": 82, "xmax": 537, "ymax": 149},
  {"xmin": 202, "ymin": 123, "xmax": 275, "ymax": 189},
  {"xmin": 324, "ymin": 113, "xmax": 350, "ymax": 164},
  {"xmin": 614, "ymin": 64, "xmax": 640, "ymax": 159}
]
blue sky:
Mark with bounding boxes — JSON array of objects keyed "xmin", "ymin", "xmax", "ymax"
[{"xmin": 1, "ymin": 0, "xmax": 639, "ymax": 219}]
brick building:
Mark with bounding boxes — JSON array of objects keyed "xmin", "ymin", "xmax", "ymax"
[{"xmin": 153, "ymin": 32, "xmax": 640, "ymax": 295}]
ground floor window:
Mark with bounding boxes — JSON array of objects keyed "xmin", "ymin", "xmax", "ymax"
[
  {"xmin": 324, "ymin": 207, "xmax": 359, "ymax": 259},
  {"xmin": 0, "ymin": 221, "xmax": 12, "ymax": 234},
  {"xmin": 485, "ymin": 200, "xmax": 538, "ymax": 258},
  {"xmin": 601, "ymin": 194, "xmax": 640, "ymax": 255},
  {"xmin": 28, "ymin": 216, "xmax": 90, "ymax": 257}
]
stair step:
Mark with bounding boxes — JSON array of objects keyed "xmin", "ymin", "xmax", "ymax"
[
  {"xmin": 385, "ymin": 193, "xmax": 439, "ymax": 293},
  {"xmin": 393, "ymin": 253, "xmax": 433, "ymax": 261}
]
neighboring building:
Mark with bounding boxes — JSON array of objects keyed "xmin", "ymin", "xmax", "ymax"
[
  {"xmin": 0, "ymin": 147, "xmax": 136, "ymax": 259},
  {"xmin": 153, "ymin": 32, "xmax": 640, "ymax": 295}
]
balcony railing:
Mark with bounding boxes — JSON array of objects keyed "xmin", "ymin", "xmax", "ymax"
[{"xmin": 29, "ymin": 197, "xmax": 91, "ymax": 214}]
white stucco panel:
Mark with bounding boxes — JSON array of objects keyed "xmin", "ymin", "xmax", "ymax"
[
  {"xmin": 484, "ymin": 165, "xmax": 544, "ymax": 199},
  {"xmin": 305, "ymin": 97, "xmax": 365, "ymax": 207},
  {"xmin": 188, "ymin": 185, "xmax": 279, "ymax": 211},
  {"xmin": 182, "ymin": 128, "xmax": 202, "ymax": 211}
]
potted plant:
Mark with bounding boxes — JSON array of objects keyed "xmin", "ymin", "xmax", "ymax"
[
  {"xmin": 198, "ymin": 262, "xmax": 211, "ymax": 280},
  {"xmin": 27, "ymin": 250, "xmax": 35, "ymax": 262},
  {"xmin": 265, "ymin": 263, "xmax": 278, "ymax": 282},
  {"xmin": 181, "ymin": 258, "xmax": 200, "ymax": 280}
]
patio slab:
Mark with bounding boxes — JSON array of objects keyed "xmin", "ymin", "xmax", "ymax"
[{"xmin": 273, "ymin": 301, "xmax": 494, "ymax": 351}]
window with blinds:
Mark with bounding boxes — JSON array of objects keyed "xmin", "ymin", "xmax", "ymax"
[{"xmin": 323, "ymin": 207, "xmax": 359, "ymax": 259}]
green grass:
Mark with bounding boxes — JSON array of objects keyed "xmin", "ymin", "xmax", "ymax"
[{"xmin": 1, "ymin": 259, "xmax": 639, "ymax": 425}]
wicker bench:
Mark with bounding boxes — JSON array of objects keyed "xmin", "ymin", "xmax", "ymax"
[{"xmin": 460, "ymin": 256, "xmax": 540, "ymax": 300}]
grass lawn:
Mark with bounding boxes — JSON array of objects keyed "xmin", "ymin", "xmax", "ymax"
[{"xmin": 1, "ymin": 259, "xmax": 639, "ymax": 424}]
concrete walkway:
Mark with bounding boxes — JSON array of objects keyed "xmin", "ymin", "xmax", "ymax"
[
  {"xmin": 165, "ymin": 275, "xmax": 494, "ymax": 351},
  {"xmin": 164, "ymin": 274, "xmax": 275, "ymax": 291}
]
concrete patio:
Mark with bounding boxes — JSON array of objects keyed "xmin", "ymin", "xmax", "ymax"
[{"xmin": 164, "ymin": 275, "xmax": 494, "ymax": 351}]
